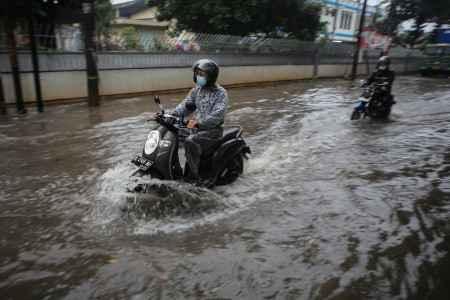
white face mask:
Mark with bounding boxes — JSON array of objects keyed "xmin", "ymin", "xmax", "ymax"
[{"xmin": 379, "ymin": 65, "xmax": 387, "ymax": 70}]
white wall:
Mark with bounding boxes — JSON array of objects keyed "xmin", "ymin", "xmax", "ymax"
[
  {"xmin": 3, "ymin": 65, "xmax": 314, "ymax": 103},
  {"xmin": 98, "ymin": 65, "xmax": 314, "ymax": 97},
  {"xmin": 1, "ymin": 62, "xmax": 415, "ymax": 104}
]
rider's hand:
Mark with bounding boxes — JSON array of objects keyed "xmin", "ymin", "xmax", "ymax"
[{"xmin": 187, "ymin": 119, "xmax": 198, "ymax": 129}]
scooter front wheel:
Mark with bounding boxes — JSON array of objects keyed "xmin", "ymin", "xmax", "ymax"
[
  {"xmin": 350, "ymin": 109, "xmax": 361, "ymax": 120},
  {"xmin": 131, "ymin": 169, "xmax": 146, "ymax": 177}
]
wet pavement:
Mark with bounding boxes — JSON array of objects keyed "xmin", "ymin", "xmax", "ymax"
[{"xmin": 1, "ymin": 76, "xmax": 450, "ymax": 299}]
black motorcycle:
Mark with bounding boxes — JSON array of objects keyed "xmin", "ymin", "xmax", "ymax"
[
  {"xmin": 131, "ymin": 96, "xmax": 251, "ymax": 187},
  {"xmin": 351, "ymin": 82, "xmax": 394, "ymax": 120}
]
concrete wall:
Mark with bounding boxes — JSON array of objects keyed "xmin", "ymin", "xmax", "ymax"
[
  {"xmin": 2, "ymin": 71, "xmax": 87, "ymax": 104},
  {"xmin": 98, "ymin": 65, "xmax": 315, "ymax": 98},
  {"xmin": 221, "ymin": 65, "xmax": 314, "ymax": 85},
  {"xmin": 318, "ymin": 64, "xmax": 349, "ymax": 78},
  {"xmin": 1, "ymin": 62, "xmax": 418, "ymax": 104},
  {"xmin": 391, "ymin": 63, "xmax": 409, "ymax": 74}
]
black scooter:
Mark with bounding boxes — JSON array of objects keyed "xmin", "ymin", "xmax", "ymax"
[
  {"xmin": 131, "ymin": 96, "xmax": 251, "ymax": 187},
  {"xmin": 351, "ymin": 82, "xmax": 394, "ymax": 120}
]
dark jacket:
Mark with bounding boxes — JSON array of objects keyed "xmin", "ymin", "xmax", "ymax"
[{"xmin": 366, "ymin": 69, "xmax": 395, "ymax": 94}]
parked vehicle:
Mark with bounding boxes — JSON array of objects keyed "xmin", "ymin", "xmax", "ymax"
[{"xmin": 420, "ymin": 44, "xmax": 450, "ymax": 76}]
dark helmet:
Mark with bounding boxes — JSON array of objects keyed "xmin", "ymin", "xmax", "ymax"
[
  {"xmin": 192, "ymin": 59, "xmax": 219, "ymax": 87},
  {"xmin": 377, "ymin": 56, "xmax": 391, "ymax": 70}
]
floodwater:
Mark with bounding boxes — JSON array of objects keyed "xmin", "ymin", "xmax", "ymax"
[{"xmin": 1, "ymin": 76, "xmax": 450, "ymax": 299}]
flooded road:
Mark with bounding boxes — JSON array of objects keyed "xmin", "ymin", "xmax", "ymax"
[{"xmin": 1, "ymin": 76, "xmax": 450, "ymax": 299}]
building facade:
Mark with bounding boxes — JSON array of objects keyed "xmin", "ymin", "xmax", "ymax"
[
  {"xmin": 319, "ymin": 0, "xmax": 376, "ymax": 43},
  {"xmin": 111, "ymin": 0, "xmax": 170, "ymax": 50}
]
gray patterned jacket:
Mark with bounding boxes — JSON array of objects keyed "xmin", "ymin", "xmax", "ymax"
[{"xmin": 174, "ymin": 85, "xmax": 228, "ymax": 130}]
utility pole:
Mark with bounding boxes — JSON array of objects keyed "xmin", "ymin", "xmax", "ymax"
[
  {"xmin": 350, "ymin": 0, "xmax": 368, "ymax": 80},
  {"xmin": 82, "ymin": 0, "xmax": 100, "ymax": 107},
  {"xmin": 29, "ymin": 2, "xmax": 44, "ymax": 113}
]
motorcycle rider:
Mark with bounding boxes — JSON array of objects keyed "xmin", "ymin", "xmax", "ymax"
[
  {"xmin": 172, "ymin": 59, "xmax": 228, "ymax": 184},
  {"xmin": 363, "ymin": 55, "xmax": 396, "ymax": 104}
]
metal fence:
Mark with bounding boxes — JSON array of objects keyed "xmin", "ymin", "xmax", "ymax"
[
  {"xmin": 0, "ymin": 52, "xmax": 309, "ymax": 72},
  {"xmin": 161, "ymin": 32, "xmax": 319, "ymax": 54},
  {"xmin": 0, "ymin": 30, "xmax": 425, "ymax": 73},
  {"xmin": 1, "ymin": 29, "xmax": 425, "ymax": 55},
  {"xmin": 0, "ymin": 49, "xmax": 425, "ymax": 74}
]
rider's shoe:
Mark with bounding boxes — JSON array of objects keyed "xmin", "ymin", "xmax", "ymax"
[{"xmin": 194, "ymin": 178, "xmax": 214, "ymax": 188}]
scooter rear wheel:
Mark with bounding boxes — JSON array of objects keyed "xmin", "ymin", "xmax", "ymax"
[{"xmin": 216, "ymin": 155, "xmax": 244, "ymax": 186}]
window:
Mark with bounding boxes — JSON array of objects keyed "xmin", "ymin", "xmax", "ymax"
[{"xmin": 339, "ymin": 11, "xmax": 353, "ymax": 30}]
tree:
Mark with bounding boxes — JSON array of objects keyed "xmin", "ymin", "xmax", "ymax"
[
  {"xmin": 121, "ymin": 26, "xmax": 141, "ymax": 49},
  {"xmin": 95, "ymin": 0, "xmax": 115, "ymax": 49},
  {"xmin": 1, "ymin": 0, "xmax": 114, "ymax": 49},
  {"xmin": 377, "ymin": 0, "xmax": 450, "ymax": 46},
  {"xmin": 147, "ymin": 0, "xmax": 322, "ymax": 40}
]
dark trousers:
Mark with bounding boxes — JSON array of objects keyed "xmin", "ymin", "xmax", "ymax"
[{"xmin": 184, "ymin": 128, "xmax": 223, "ymax": 179}]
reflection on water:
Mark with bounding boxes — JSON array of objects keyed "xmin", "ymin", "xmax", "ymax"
[{"xmin": 1, "ymin": 76, "xmax": 450, "ymax": 299}]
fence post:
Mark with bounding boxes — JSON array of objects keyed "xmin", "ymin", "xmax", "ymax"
[
  {"xmin": 0, "ymin": 75, "xmax": 6, "ymax": 115},
  {"xmin": 404, "ymin": 52, "xmax": 411, "ymax": 74},
  {"xmin": 313, "ymin": 45, "xmax": 319, "ymax": 78},
  {"xmin": 6, "ymin": 17, "xmax": 26, "ymax": 114},
  {"xmin": 28, "ymin": 4, "xmax": 44, "ymax": 113}
]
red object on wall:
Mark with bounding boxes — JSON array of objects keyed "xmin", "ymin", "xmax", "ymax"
[{"xmin": 360, "ymin": 27, "xmax": 392, "ymax": 52}]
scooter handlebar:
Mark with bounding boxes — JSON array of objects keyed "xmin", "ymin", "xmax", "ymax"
[
  {"xmin": 153, "ymin": 112, "xmax": 189, "ymax": 128},
  {"xmin": 150, "ymin": 96, "xmax": 188, "ymax": 128}
]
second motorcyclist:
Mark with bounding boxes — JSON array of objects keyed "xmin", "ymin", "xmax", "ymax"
[{"xmin": 363, "ymin": 55, "xmax": 396, "ymax": 104}]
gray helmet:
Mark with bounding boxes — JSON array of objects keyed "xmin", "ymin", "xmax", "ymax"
[
  {"xmin": 377, "ymin": 56, "xmax": 391, "ymax": 70},
  {"xmin": 192, "ymin": 59, "xmax": 219, "ymax": 86}
]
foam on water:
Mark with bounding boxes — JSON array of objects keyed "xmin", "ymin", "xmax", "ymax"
[
  {"xmin": 94, "ymin": 160, "xmax": 263, "ymax": 235},
  {"xmin": 93, "ymin": 162, "xmax": 137, "ymax": 225}
]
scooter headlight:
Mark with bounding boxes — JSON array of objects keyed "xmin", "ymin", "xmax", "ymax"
[{"xmin": 144, "ymin": 130, "xmax": 160, "ymax": 155}]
